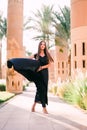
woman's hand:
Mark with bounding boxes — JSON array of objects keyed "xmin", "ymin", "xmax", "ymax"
[
  {"xmin": 37, "ymin": 63, "xmax": 50, "ymax": 72},
  {"xmin": 37, "ymin": 66, "xmax": 43, "ymax": 72}
]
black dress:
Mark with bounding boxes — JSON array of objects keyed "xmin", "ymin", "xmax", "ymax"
[{"xmin": 7, "ymin": 55, "xmax": 49, "ymax": 107}]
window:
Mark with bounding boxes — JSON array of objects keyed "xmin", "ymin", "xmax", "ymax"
[
  {"xmin": 74, "ymin": 44, "xmax": 76, "ymax": 56},
  {"xmin": 62, "ymin": 62, "xmax": 64, "ymax": 68},
  {"xmin": 75, "ymin": 61, "xmax": 77, "ymax": 68},
  {"xmin": 82, "ymin": 60, "xmax": 85, "ymax": 68},
  {"xmin": 82, "ymin": 42, "xmax": 85, "ymax": 55},
  {"xmin": 62, "ymin": 70, "xmax": 64, "ymax": 74},
  {"xmin": 58, "ymin": 62, "xmax": 60, "ymax": 68}
]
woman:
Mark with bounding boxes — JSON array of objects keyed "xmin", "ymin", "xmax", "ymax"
[
  {"xmin": 31, "ymin": 41, "xmax": 54, "ymax": 114},
  {"xmin": 7, "ymin": 41, "xmax": 54, "ymax": 114}
]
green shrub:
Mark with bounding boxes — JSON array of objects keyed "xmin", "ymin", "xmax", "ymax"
[
  {"xmin": 50, "ymin": 75, "xmax": 87, "ymax": 111},
  {"xmin": 63, "ymin": 78, "xmax": 87, "ymax": 110},
  {"xmin": 0, "ymin": 84, "xmax": 6, "ymax": 91},
  {"xmin": 49, "ymin": 83, "xmax": 58, "ymax": 95}
]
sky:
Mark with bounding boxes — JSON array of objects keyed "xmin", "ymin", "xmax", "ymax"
[
  {"xmin": 0, "ymin": 0, "xmax": 70, "ymax": 17},
  {"xmin": 0, "ymin": 0, "xmax": 70, "ymax": 64},
  {"xmin": 23, "ymin": 0, "xmax": 70, "ymax": 53},
  {"xmin": 24, "ymin": 0, "xmax": 70, "ymax": 16}
]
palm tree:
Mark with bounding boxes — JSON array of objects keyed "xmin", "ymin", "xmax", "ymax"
[
  {"xmin": 23, "ymin": 17, "xmax": 32, "ymax": 30},
  {"xmin": 0, "ymin": 15, "xmax": 7, "ymax": 78},
  {"xmin": 53, "ymin": 6, "xmax": 70, "ymax": 48},
  {"xmin": 0, "ymin": 17, "xmax": 7, "ymax": 38},
  {"xmin": 25, "ymin": 5, "xmax": 54, "ymax": 48}
]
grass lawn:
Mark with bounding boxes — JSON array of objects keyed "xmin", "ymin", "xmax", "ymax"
[{"xmin": 0, "ymin": 91, "xmax": 15, "ymax": 103}]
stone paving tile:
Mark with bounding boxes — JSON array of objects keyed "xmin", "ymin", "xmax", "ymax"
[{"xmin": 0, "ymin": 86, "xmax": 87, "ymax": 130}]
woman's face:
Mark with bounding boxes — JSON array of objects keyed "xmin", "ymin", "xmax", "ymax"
[{"xmin": 40, "ymin": 42, "xmax": 46, "ymax": 50}]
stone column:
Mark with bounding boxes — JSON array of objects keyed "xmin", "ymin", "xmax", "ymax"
[
  {"xmin": 6, "ymin": 0, "xmax": 25, "ymax": 93},
  {"xmin": 71, "ymin": 0, "xmax": 87, "ymax": 77}
]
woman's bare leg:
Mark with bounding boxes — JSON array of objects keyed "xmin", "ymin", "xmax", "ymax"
[
  {"xmin": 43, "ymin": 107, "xmax": 48, "ymax": 114},
  {"xmin": 31, "ymin": 102, "xmax": 36, "ymax": 112}
]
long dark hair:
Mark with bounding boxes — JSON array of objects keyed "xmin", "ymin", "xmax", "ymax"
[{"xmin": 36, "ymin": 41, "xmax": 54, "ymax": 63}]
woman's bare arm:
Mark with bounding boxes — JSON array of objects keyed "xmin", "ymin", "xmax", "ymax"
[
  {"xmin": 41, "ymin": 63, "xmax": 50, "ymax": 69},
  {"xmin": 28, "ymin": 55, "xmax": 34, "ymax": 59},
  {"xmin": 37, "ymin": 63, "xmax": 51, "ymax": 72}
]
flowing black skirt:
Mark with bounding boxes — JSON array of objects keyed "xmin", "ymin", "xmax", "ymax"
[
  {"xmin": 7, "ymin": 58, "xmax": 48, "ymax": 106},
  {"xmin": 7, "ymin": 58, "xmax": 40, "ymax": 81}
]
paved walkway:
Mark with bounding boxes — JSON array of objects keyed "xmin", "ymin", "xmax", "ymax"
[{"xmin": 0, "ymin": 84, "xmax": 87, "ymax": 130}]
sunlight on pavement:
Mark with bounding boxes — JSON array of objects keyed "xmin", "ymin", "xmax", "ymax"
[{"xmin": 8, "ymin": 94, "xmax": 34, "ymax": 110}]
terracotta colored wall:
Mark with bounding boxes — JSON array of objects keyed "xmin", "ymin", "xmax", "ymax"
[
  {"xmin": 71, "ymin": 0, "xmax": 87, "ymax": 28},
  {"xmin": 49, "ymin": 46, "xmax": 69, "ymax": 83},
  {"xmin": 71, "ymin": 0, "xmax": 87, "ymax": 77},
  {"xmin": 6, "ymin": 0, "xmax": 24, "ymax": 94},
  {"xmin": 7, "ymin": 0, "xmax": 24, "ymax": 58},
  {"xmin": 55, "ymin": 46, "xmax": 69, "ymax": 81}
]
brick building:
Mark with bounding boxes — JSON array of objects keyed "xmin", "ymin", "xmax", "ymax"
[
  {"xmin": 5, "ymin": 0, "xmax": 87, "ymax": 93},
  {"xmin": 71, "ymin": 0, "xmax": 87, "ymax": 77}
]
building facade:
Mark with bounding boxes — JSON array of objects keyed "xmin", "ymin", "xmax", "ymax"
[
  {"xmin": 49, "ymin": 45, "xmax": 69, "ymax": 82},
  {"xmin": 71, "ymin": 0, "xmax": 87, "ymax": 77},
  {"xmin": 6, "ymin": 0, "xmax": 87, "ymax": 93}
]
